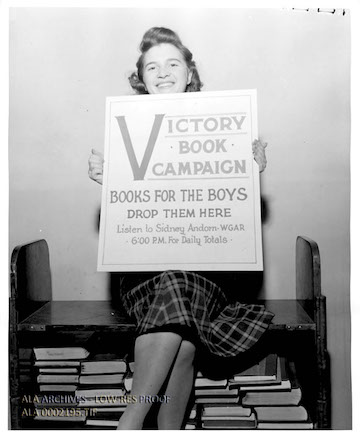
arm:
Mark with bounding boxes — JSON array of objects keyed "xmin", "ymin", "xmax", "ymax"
[
  {"xmin": 88, "ymin": 149, "xmax": 104, "ymax": 185},
  {"xmin": 252, "ymin": 139, "xmax": 267, "ymax": 173}
]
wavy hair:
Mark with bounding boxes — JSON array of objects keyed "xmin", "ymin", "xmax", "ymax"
[{"xmin": 129, "ymin": 27, "xmax": 203, "ymax": 94}]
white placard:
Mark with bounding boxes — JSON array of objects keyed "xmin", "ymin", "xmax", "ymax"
[{"xmin": 98, "ymin": 90, "xmax": 263, "ymax": 271}]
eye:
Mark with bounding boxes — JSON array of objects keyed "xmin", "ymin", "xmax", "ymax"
[
  {"xmin": 170, "ymin": 62, "xmax": 179, "ymax": 67},
  {"xmin": 146, "ymin": 65, "xmax": 156, "ymax": 72}
]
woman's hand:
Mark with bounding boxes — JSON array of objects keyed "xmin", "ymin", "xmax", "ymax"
[
  {"xmin": 88, "ymin": 149, "xmax": 104, "ymax": 185},
  {"xmin": 252, "ymin": 139, "xmax": 267, "ymax": 173}
]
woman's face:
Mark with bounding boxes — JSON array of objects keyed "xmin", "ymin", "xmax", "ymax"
[{"xmin": 142, "ymin": 43, "xmax": 192, "ymax": 94}]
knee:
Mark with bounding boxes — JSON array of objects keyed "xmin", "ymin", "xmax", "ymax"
[{"xmin": 177, "ymin": 340, "xmax": 196, "ymax": 368}]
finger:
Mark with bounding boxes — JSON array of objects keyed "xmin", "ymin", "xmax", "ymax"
[
  {"xmin": 253, "ymin": 139, "xmax": 268, "ymax": 148},
  {"xmin": 256, "ymin": 155, "xmax": 266, "ymax": 165},
  {"xmin": 258, "ymin": 138, "xmax": 267, "ymax": 149},
  {"xmin": 89, "ymin": 168, "xmax": 103, "ymax": 176},
  {"xmin": 253, "ymin": 147, "xmax": 264, "ymax": 157},
  {"xmin": 255, "ymin": 143, "xmax": 266, "ymax": 153},
  {"xmin": 253, "ymin": 150, "xmax": 266, "ymax": 161},
  {"xmin": 89, "ymin": 172, "xmax": 103, "ymax": 182},
  {"xmin": 91, "ymin": 149, "xmax": 104, "ymax": 159},
  {"xmin": 89, "ymin": 156, "xmax": 104, "ymax": 165},
  {"xmin": 88, "ymin": 155, "xmax": 99, "ymax": 161},
  {"xmin": 255, "ymin": 147, "xmax": 265, "ymax": 156},
  {"xmin": 89, "ymin": 158, "xmax": 104, "ymax": 165},
  {"xmin": 88, "ymin": 164, "xmax": 103, "ymax": 173},
  {"xmin": 89, "ymin": 159, "xmax": 104, "ymax": 168}
]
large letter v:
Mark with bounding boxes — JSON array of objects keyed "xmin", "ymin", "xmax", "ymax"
[{"xmin": 115, "ymin": 114, "xmax": 165, "ymax": 181}]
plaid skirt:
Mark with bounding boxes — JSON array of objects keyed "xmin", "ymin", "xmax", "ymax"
[{"xmin": 122, "ymin": 270, "xmax": 274, "ymax": 358}]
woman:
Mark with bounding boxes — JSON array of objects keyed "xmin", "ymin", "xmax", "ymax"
[{"xmin": 88, "ymin": 27, "xmax": 273, "ymax": 430}]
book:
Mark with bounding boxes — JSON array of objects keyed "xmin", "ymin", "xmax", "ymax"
[
  {"xmin": 34, "ymin": 360, "xmax": 81, "ymax": 367},
  {"xmin": 202, "ymin": 413, "xmax": 256, "ymax": 429},
  {"xmin": 34, "ymin": 347, "xmax": 89, "ymax": 361},
  {"xmin": 39, "ymin": 384, "xmax": 78, "ymax": 393},
  {"xmin": 38, "ymin": 368, "xmax": 79, "ymax": 374},
  {"xmin": 239, "ymin": 380, "xmax": 291, "ymax": 392},
  {"xmin": 239, "ymin": 356, "xmax": 290, "ymax": 392},
  {"xmin": 257, "ymin": 421, "xmax": 314, "ymax": 429},
  {"xmin": 230, "ymin": 353, "xmax": 278, "ymax": 384},
  {"xmin": 37, "ymin": 374, "xmax": 80, "ymax": 384},
  {"xmin": 196, "ymin": 397, "xmax": 239, "ymax": 404},
  {"xmin": 202, "ymin": 404, "xmax": 252, "ymax": 418},
  {"xmin": 124, "ymin": 373, "xmax": 133, "ymax": 392},
  {"xmin": 76, "ymin": 388, "xmax": 125, "ymax": 398},
  {"xmin": 202, "ymin": 414, "xmax": 255, "ymax": 421},
  {"xmin": 202, "ymin": 422, "xmax": 256, "ymax": 429},
  {"xmin": 254, "ymin": 405, "xmax": 308, "ymax": 422},
  {"xmin": 79, "ymin": 373, "xmax": 124, "ymax": 385},
  {"xmin": 85, "ymin": 419, "xmax": 118, "ymax": 427},
  {"xmin": 184, "ymin": 406, "xmax": 198, "ymax": 430},
  {"xmin": 34, "ymin": 401, "xmax": 80, "ymax": 409},
  {"xmin": 80, "ymin": 356, "xmax": 127, "ymax": 374},
  {"xmin": 188, "ymin": 407, "xmax": 197, "ymax": 420},
  {"xmin": 195, "ymin": 387, "xmax": 237, "ymax": 397},
  {"xmin": 194, "ymin": 378, "xmax": 228, "ymax": 388},
  {"xmin": 79, "ymin": 397, "xmax": 128, "ymax": 408},
  {"xmin": 242, "ymin": 387, "xmax": 302, "ymax": 407}
]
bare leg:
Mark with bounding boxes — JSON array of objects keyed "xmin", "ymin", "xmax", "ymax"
[
  {"xmin": 157, "ymin": 340, "xmax": 196, "ymax": 430},
  {"xmin": 117, "ymin": 331, "xmax": 183, "ymax": 430}
]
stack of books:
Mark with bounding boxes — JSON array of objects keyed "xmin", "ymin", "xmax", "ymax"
[
  {"xmin": 254, "ymin": 406, "xmax": 311, "ymax": 429},
  {"xmin": 31, "ymin": 349, "xmax": 311, "ymax": 430},
  {"xmin": 194, "ymin": 372, "xmax": 235, "ymax": 405},
  {"xmin": 32, "ymin": 349, "xmax": 129, "ymax": 428},
  {"xmin": 240, "ymin": 359, "xmax": 313, "ymax": 429},
  {"xmin": 77, "ymin": 354, "xmax": 128, "ymax": 428},
  {"xmin": 194, "ymin": 371, "xmax": 256, "ymax": 429},
  {"xmin": 79, "ymin": 354, "xmax": 127, "ymax": 390},
  {"xmin": 34, "ymin": 347, "xmax": 90, "ymax": 394},
  {"xmin": 195, "ymin": 354, "xmax": 278, "ymax": 430},
  {"xmin": 32, "ymin": 394, "xmax": 87, "ymax": 427},
  {"xmin": 228, "ymin": 353, "xmax": 280, "ymax": 389},
  {"xmin": 200, "ymin": 404, "xmax": 257, "ymax": 430},
  {"xmin": 31, "ymin": 347, "xmax": 90, "ymax": 427},
  {"xmin": 195, "ymin": 353, "xmax": 312, "ymax": 430}
]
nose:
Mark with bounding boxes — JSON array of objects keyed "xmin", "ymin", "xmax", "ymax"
[{"xmin": 157, "ymin": 66, "xmax": 170, "ymax": 78}]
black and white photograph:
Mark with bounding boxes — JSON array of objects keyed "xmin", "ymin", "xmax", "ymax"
[{"xmin": 4, "ymin": 1, "xmax": 356, "ymax": 432}]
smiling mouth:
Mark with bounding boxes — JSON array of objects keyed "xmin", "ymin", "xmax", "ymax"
[{"xmin": 156, "ymin": 82, "xmax": 175, "ymax": 88}]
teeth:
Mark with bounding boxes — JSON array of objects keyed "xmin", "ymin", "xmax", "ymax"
[{"xmin": 157, "ymin": 82, "xmax": 173, "ymax": 88}]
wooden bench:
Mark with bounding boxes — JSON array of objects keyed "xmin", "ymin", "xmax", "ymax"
[{"xmin": 9, "ymin": 236, "xmax": 330, "ymax": 429}]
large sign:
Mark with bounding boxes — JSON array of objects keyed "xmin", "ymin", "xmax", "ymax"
[{"xmin": 98, "ymin": 90, "xmax": 263, "ymax": 271}]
